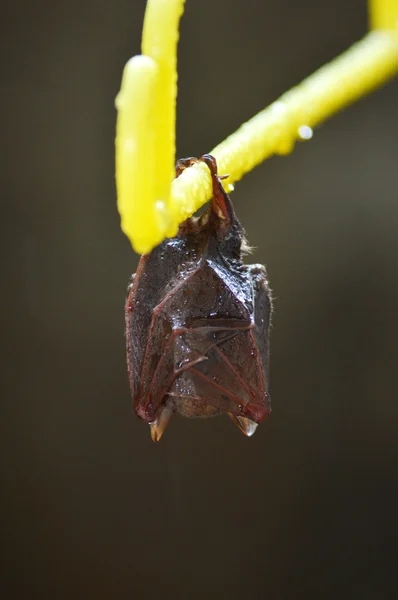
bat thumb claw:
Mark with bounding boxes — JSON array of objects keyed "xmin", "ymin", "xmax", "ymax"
[
  {"xmin": 228, "ymin": 414, "xmax": 258, "ymax": 437},
  {"xmin": 149, "ymin": 402, "xmax": 173, "ymax": 442}
]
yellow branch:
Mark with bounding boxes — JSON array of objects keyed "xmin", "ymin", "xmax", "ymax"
[
  {"xmin": 115, "ymin": 55, "xmax": 159, "ymax": 249},
  {"xmin": 115, "ymin": 0, "xmax": 398, "ymax": 254},
  {"xmin": 169, "ymin": 29, "xmax": 398, "ymax": 229},
  {"xmin": 370, "ymin": 0, "xmax": 398, "ymax": 29},
  {"xmin": 141, "ymin": 0, "xmax": 186, "ymax": 239},
  {"xmin": 116, "ymin": 0, "xmax": 185, "ymax": 253}
]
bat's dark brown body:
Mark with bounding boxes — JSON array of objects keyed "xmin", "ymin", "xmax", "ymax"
[{"xmin": 125, "ymin": 155, "xmax": 271, "ymax": 440}]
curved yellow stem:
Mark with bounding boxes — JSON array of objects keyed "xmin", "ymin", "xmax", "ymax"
[
  {"xmin": 115, "ymin": 0, "xmax": 185, "ymax": 254},
  {"xmin": 142, "ymin": 0, "xmax": 186, "ymax": 239},
  {"xmin": 115, "ymin": 56, "xmax": 160, "ymax": 252},
  {"xmin": 170, "ymin": 29, "xmax": 398, "ymax": 229},
  {"xmin": 116, "ymin": 0, "xmax": 398, "ymax": 254},
  {"xmin": 370, "ymin": 0, "xmax": 398, "ymax": 29}
]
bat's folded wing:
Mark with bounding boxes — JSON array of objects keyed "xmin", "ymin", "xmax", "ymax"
[{"xmin": 136, "ymin": 316, "xmax": 252, "ymax": 421}]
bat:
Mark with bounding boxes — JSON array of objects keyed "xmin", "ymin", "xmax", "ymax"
[{"xmin": 125, "ymin": 154, "xmax": 272, "ymax": 441}]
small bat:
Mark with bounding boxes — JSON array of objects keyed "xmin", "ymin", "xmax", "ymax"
[{"xmin": 125, "ymin": 155, "xmax": 272, "ymax": 441}]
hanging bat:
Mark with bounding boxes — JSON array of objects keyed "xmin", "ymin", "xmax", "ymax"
[{"xmin": 125, "ymin": 154, "xmax": 272, "ymax": 441}]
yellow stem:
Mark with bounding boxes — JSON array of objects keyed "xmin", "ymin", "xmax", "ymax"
[
  {"xmin": 369, "ymin": 0, "xmax": 398, "ymax": 29},
  {"xmin": 115, "ymin": 0, "xmax": 398, "ymax": 254},
  {"xmin": 116, "ymin": 0, "xmax": 185, "ymax": 253},
  {"xmin": 169, "ymin": 30, "xmax": 398, "ymax": 231},
  {"xmin": 141, "ymin": 0, "xmax": 186, "ymax": 235}
]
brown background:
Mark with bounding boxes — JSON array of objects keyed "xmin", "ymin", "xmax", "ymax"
[{"xmin": 2, "ymin": 0, "xmax": 398, "ymax": 598}]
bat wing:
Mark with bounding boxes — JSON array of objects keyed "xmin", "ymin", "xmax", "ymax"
[
  {"xmin": 129, "ymin": 258, "xmax": 270, "ymax": 424},
  {"xmin": 126, "ymin": 237, "xmax": 195, "ymax": 403},
  {"xmin": 168, "ymin": 329, "xmax": 268, "ymax": 421},
  {"xmin": 131, "ymin": 263, "xmax": 252, "ymax": 422},
  {"xmin": 167, "ymin": 264, "xmax": 271, "ymax": 423},
  {"xmin": 134, "ymin": 316, "xmax": 252, "ymax": 421}
]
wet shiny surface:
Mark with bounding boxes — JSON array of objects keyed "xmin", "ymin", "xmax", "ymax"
[{"xmin": 3, "ymin": 0, "xmax": 398, "ymax": 598}]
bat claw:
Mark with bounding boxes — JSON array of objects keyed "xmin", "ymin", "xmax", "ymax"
[
  {"xmin": 228, "ymin": 413, "xmax": 258, "ymax": 437},
  {"xmin": 149, "ymin": 402, "xmax": 173, "ymax": 442}
]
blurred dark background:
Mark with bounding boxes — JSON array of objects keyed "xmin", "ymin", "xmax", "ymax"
[{"xmin": 2, "ymin": 0, "xmax": 398, "ymax": 598}]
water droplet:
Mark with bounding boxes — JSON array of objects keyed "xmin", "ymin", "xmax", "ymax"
[{"xmin": 298, "ymin": 125, "xmax": 313, "ymax": 140}]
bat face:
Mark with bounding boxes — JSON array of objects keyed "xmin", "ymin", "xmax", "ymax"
[{"xmin": 125, "ymin": 155, "xmax": 272, "ymax": 440}]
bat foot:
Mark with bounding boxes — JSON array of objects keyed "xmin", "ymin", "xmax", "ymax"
[
  {"xmin": 149, "ymin": 402, "xmax": 174, "ymax": 442},
  {"xmin": 228, "ymin": 413, "xmax": 258, "ymax": 437}
]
